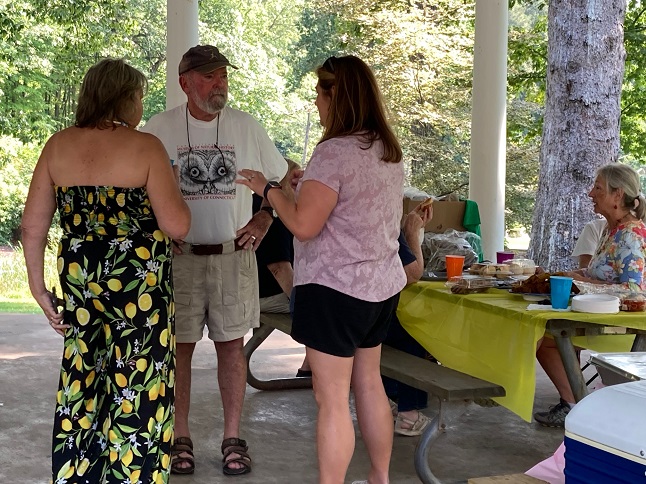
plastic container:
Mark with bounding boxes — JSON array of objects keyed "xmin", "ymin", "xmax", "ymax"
[
  {"xmin": 564, "ymin": 380, "xmax": 646, "ymax": 483},
  {"xmin": 445, "ymin": 275, "xmax": 495, "ymax": 294},
  {"xmin": 469, "ymin": 263, "xmax": 513, "ymax": 278},
  {"xmin": 589, "ymin": 352, "xmax": 646, "ymax": 386},
  {"xmin": 506, "ymin": 258, "xmax": 536, "ymax": 275},
  {"xmin": 620, "ymin": 293, "xmax": 646, "ymax": 312}
]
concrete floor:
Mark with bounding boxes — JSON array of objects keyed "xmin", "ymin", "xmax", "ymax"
[{"xmin": 0, "ymin": 313, "xmax": 569, "ymax": 483}]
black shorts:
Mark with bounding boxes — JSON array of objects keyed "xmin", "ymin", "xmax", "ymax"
[{"xmin": 291, "ymin": 283, "xmax": 399, "ymax": 357}]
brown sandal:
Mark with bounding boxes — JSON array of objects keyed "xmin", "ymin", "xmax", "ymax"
[
  {"xmin": 171, "ymin": 436, "xmax": 195, "ymax": 475},
  {"xmin": 221, "ymin": 437, "xmax": 252, "ymax": 475}
]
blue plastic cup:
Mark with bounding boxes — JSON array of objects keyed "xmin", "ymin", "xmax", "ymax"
[{"xmin": 550, "ymin": 276, "xmax": 573, "ymax": 310}]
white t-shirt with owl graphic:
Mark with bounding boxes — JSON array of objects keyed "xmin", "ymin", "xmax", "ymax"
[{"xmin": 142, "ymin": 104, "xmax": 287, "ymax": 245}]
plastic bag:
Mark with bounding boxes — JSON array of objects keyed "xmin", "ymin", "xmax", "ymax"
[
  {"xmin": 422, "ymin": 229, "xmax": 480, "ymax": 272},
  {"xmin": 403, "ymin": 186, "xmax": 430, "ymax": 201}
]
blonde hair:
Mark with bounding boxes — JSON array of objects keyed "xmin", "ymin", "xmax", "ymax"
[
  {"xmin": 75, "ymin": 58, "xmax": 147, "ymax": 129},
  {"xmin": 596, "ymin": 163, "xmax": 646, "ymax": 221}
]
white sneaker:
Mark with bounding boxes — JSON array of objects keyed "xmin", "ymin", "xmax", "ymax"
[{"xmin": 351, "ymin": 481, "xmax": 368, "ymax": 484}]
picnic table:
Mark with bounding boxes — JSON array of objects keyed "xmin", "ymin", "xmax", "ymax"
[{"xmin": 397, "ymin": 281, "xmax": 646, "ymax": 422}]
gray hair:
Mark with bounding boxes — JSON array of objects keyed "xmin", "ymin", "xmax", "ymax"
[{"xmin": 596, "ymin": 163, "xmax": 646, "ymax": 221}]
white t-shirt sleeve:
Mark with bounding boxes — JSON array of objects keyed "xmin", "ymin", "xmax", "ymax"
[
  {"xmin": 250, "ymin": 118, "xmax": 287, "ymax": 182},
  {"xmin": 572, "ymin": 219, "xmax": 606, "ymax": 257}
]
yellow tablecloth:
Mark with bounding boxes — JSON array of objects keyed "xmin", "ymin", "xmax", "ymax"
[{"xmin": 397, "ymin": 282, "xmax": 644, "ymax": 421}]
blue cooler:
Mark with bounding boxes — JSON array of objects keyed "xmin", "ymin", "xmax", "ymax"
[{"xmin": 564, "ymin": 380, "xmax": 646, "ymax": 483}]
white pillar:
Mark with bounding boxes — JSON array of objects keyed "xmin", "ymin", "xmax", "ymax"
[
  {"xmin": 469, "ymin": 0, "xmax": 508, "ymax": 262},
  {"xmin": 166, "ymin": 0, "xmax": 199, "ymax": 110}
]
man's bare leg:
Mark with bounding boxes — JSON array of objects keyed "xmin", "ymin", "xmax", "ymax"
[{"xmin": 215, "ymin": 338, "xmax": 248, "ymax": 471}]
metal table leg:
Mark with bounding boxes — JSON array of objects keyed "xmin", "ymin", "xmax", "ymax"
[
  {"xmin": 243, "ymin": 324, "xmax": 312, "ymax": 391},
  {"xmin": 415, "ymin": 399, "xmax": 471, "ymax": 484},
  {"xmin": 547, "ymin": 326, "xmax": 589, "ymax": 402},
  {"xmin": 631, "ymin": 333, "xmax": 646, "ymax": 352}
]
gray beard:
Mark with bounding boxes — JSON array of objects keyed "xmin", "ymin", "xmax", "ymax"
[{"xmin": 194, "ymin": 92, "xmax": 227, "ymax": 114}]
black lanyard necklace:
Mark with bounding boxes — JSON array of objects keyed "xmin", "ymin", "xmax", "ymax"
[{"xmin": 185, "ymin": 105, "xmax": 223, "ymax": 161}]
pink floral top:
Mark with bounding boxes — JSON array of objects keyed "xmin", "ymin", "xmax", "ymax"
[
  {"xmin": 293, "ymin": 135, "xmax": 406, "ymax": 302},
  {"xmin": 587, "ymin": 219, "xmax": 646, "ymax": 290}
]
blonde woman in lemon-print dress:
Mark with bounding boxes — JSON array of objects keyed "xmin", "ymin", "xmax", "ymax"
[{"xmin": 22, "ymin": 59, "xmax": 190, "ymax": 484}]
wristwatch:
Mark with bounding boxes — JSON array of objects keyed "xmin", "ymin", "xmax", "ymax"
[{"xmin": 263, "ymin": 180, "xmax": 282, "ymax": 199}]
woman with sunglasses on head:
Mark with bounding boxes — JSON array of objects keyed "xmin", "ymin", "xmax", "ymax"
[{"xmin": 238, "ymin": 55, "xmax": 405, "ymax": 484}]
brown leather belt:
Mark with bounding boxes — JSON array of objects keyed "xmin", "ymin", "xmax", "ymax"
[{"xmin": 189, "ymin": 239, "xmax": 245, "ymax": 255}]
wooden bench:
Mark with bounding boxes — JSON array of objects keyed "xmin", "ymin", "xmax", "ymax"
[{"xmin": 244, "ymin": 312, "xmax": 506, "ymax": 484}]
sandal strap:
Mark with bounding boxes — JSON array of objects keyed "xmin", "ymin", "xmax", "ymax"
[
  {"xmin": 172, "ymin": 455, "xmax": 194, "ymax": 465},
  {"xmin": 221, "ymin": 437, "xmax": 248, "ymax": 454},
  {"xmin": 173, "ymin": 436, "xmax": 194, "ymax": 450},
  {"xmin": 396, "ymin": 412, "xmax": 429, "ymax": 432},
  {"xmin": 172, "ymin": 445, "xmax": 194, "ymax": 457},
  {"xmin": 171, "ymin": 437, "xmax": 194, "ymax": 457},
  {"xmin": 222, "ymin": 446, "xmax": 251, "ymax": 462}
]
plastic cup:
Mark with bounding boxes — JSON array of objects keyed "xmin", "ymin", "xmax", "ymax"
[
  {"xmin": 445, "ymin": 255, "xmax": 465, "ymax": 279},
  {"xmin": 550, "ymin": 276, "xmax": 573, "ymax": 310},
  {"xmin": 496, "ymin": 251, "xmax": 515, "ymax": 264}
]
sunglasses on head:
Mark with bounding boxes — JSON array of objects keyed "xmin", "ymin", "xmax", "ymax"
[{"xmin": 323, "ymin": 56, "xmax": 337, "ymax": 73}]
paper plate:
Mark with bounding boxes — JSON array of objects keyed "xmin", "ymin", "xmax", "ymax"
[{"xmin": 571, "ymin": 294, "xmax": 620, "ymax": 314}]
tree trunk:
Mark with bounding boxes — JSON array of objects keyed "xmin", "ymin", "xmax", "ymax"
[{"xmin": 528, "ymin": 0, "xmax": 626, "ymax": 271}]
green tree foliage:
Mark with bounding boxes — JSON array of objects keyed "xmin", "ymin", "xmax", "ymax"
[
  {"xmin": 293, "ymin": 0, "xmax": 477, "ymax": 198},
  {"xmin": 2, "ymin": 0, "xmax": 645, "ymax": 246},
  {"xmin": 0, "ymin": 137, "xmax": 40, "ymax": 244},
  {"xmin": 199, "ymin": 0, "xmax": 317, "ymax": 162}
]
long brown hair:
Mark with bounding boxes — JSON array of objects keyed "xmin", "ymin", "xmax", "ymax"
[
  {"xmin": 316, "ymin": 55, "xmax": 402, "ymax": 163},
  {"xmin": 75, "ymin": 58, "xmax": 147, "ymax": 129}
]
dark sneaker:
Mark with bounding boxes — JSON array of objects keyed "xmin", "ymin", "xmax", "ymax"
[{"xmin": 534, "ymin": 399, "xmax": 572, "ymax": 428}]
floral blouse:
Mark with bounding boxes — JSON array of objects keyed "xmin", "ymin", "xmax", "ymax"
[{"xmin": 586, "ymin": 220, "xmax": 646, "ymax": 290}]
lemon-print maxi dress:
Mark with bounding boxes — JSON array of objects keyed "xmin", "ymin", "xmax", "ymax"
[{"xmin": 52, "ymin": 186, "xmax": 175, "ymax": 484}]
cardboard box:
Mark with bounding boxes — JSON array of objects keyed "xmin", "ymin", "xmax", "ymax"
[{"xmin": 403, "ymin": 198, "xmax": 466, "ymax": 233}]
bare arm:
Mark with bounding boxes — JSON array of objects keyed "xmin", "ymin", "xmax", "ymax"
[
  {"xmin": 402, "ymin": 204, "xmax": 432, "ymax": 284},
  {"xmin": 267, "ymin": 261, "xmax": 294, "ymax": 297},
  {"xmin": 578, "ymin": 254, "xmax": 592, "ymax": 269},
  {"xmin": 144, "ymin": 134, "xmax": 191, "ymax": 240},
  {"xmin": 236, "ymin": 171, "xmax": 338, "ymax": 242},
  {"xmin": 21, "ymin": 139, "xmax": 67, "ymax": 333},
  {"xmin": 236, "ymin": 210, "xmax": 274, "ymax": 250}
]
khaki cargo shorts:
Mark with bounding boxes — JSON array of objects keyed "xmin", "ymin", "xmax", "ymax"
[{"xmin": 173, "ymin": 244, "xmax": 260, "ymax": 343}]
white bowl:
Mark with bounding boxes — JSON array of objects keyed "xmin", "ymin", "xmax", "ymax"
[{"xmin": 571, "ymin": 294, "xmax": 620, "ymax": 314}]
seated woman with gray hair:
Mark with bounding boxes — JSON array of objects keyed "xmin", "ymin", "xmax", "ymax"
[{"xmin": 535, "ymin": 162, "xmax": 646, "ymax": 428}]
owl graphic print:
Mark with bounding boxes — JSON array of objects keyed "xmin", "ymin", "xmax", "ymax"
[
  {"xmin": 178, "ymin": 143, "xmax": 237, "ymax": 199},
  {"xmin": 140, "ymin": 104, "xmax": 287, "ymax": 245}
]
